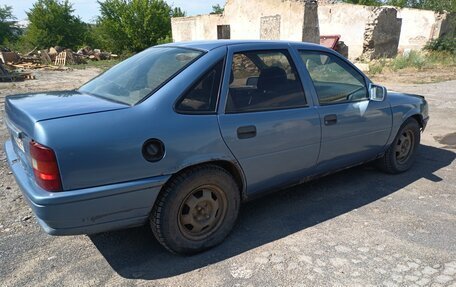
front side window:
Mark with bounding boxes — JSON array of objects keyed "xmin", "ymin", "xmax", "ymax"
[
  {"xmin": 299, "ymin": 51, "xmax": 367, "ymax": 105},
  {"xmin": 226, "ymin": 50, "xmax": 306, "ymax": 113},
  {"xmin": 175, "ymin": 60, "xmax": 224, "ymax": 113},
  {"xmin": 79, "ymin": 47, "xmax": 203, "ymax": 105}
]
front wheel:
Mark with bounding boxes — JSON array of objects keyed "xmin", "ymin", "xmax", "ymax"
[
  {"xmin": 150, "ymin": 165, "xmax": 240, "ymax": 254},
  {"xmin": 377, "ymin": 118, "xmax": 421, "ymax": 174}
]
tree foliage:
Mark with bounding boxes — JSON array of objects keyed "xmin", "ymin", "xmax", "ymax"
[
  {"xmin": 341, "ymin": 0, "xmax": 382, "ymax": 5},
  {"xmin": 210, "ymin": 4, "xmax": 224, "ymax": 14},
  {"xmin": 386, "ymin": 0, "xmax": 456, "ymax": 12},
  {"xmin": 172, "ymin": 7, "xmax": 186, "ymax": 17},
  {"xmin": 24, "ymin": 0, "xmax": 87, "ymax": 49},
  {"xmin": 0, "ymin": 5, "xmax": 21, "ymax": 45},
  {"xmin": 342, "ymin": 0, "xmax": 456, "ymax": 12},
  {"xmin": 97, "ymin": 0, "xmax": 185, "ymax": 53}
]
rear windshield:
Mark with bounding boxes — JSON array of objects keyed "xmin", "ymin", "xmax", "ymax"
[{"xmin": 78, "ymin": 47, "xmax": 203, "ymax": 105}]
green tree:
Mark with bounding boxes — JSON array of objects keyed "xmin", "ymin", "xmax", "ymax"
[
  {"xmin": 415, "ymin": 0, "xmax": 455, "ymax": 12},
  {"xmin": 97, "ymin": 0, "xmax": 184, "ymax": 53},
  {"xmin": 0, "ymin": 5, "xmax": 20, "ymax": 45},
  {"xmin": 385, "ymin": 0, "xmax": 409, "ymax": 7},
  {"xmin": 83, "ymin": 23, "xmax": 109, "ymax": 50},
  {"xmin": 385, "ymin": 0, "xmax": 455, "ymax": 12},
  {"xmin": 341, "ymin": 0, "xmax": 382, "ymax": 6},
  {"xmin": 210, "ymin": 4, "xmax": 224, "ymax": 14},
  {"xmin": 343, "ymin": 0, "xmax": 456, "ymax": 12},
  {"xmin": 24, "ymin": 0, "xmax": 87, "ymax": 49},
  {"xmin": 172, "ymin": 7, "xmax": 186, "ymax": 17}
]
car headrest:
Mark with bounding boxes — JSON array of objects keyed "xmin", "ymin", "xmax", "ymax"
[{"xmin": 257, "ymin": 67, "xmax": 287, "ymax": 92}]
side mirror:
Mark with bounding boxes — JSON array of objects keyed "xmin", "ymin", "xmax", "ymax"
[{"xmin": 369, "ymin": 84, "xmax": 387, "ymax": 102}]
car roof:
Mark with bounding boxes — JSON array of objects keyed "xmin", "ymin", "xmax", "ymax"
[{"xmin": 158, "ymin": 40, "xmax": 325, "ymax": 52}]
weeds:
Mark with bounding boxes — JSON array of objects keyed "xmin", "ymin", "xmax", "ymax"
[
  {"xmin": 67, "ymin": 59, "xmax": 122, "ymax": 71},
  {"xmin": 368, "ymin": 58, "xmax": 386, "ymax": 75},
  {"xmin": 424, "ymin": 37, "xmax": 456, "ymax": 54},
  {"xmin": 390, "ymin": 50, "xmax": 427, "ymax": 71},
  {"xmin": 367, "ymin": 49, "xmax": 456, "ymax": 77}
]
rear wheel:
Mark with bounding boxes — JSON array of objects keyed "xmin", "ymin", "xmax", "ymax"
[
  {"xmin": 150, "ymin": 165, "xmax": 240, "ymax": 254},
  {"xmin": 377, "ymin": 118, "xmax": 421, "ymax": 174}
]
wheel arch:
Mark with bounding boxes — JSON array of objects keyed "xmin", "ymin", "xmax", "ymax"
[
  {"xmin": 385, "ymin": 110, "xmax": 424, "ymax": 150},
  {"xmin": 161, "ymin": 160, "xmax": 247, "ymax": 201},
  {"xmin": 409, "ymin": 114, "xmax": 425, "ymax": 129}
]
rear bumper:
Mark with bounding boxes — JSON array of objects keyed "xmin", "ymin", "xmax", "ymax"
[{"xmin": 5, "ymin": 140, "xmax": 170, "ymax": 235}]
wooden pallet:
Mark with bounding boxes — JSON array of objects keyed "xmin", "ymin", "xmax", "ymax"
[
  {"xmin": 55, "ymin": 52, "xmax": 67, "ymax": 66},
  {"xmin": 0, "ymin": 62, "xmax": 35, "ymax": 82}
]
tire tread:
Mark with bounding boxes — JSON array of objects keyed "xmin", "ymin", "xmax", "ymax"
[
  {"xmin": 377, "ymin": 117, "xmax": 420, "ymax": 174},
  {"xmin": 150, "ymin": 164, "xmax": 237, "ymax": 254}
]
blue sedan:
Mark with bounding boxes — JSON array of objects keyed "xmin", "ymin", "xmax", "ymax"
[{"xmin": 4, "ymin": 40, "xmax": 428, "ymax": 254}]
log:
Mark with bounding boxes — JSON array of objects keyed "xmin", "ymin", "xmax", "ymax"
[
  {"xmin": 25, "ymin": 47, "xmax": 38, "ymax": 57},
  {"xmin": 40, "ymin": 50, "xmax": 52, "ymax": 65}
]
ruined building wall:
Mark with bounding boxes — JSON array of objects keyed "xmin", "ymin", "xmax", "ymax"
[
  {"xmin": 223, "ymin": 0, "xmax": 306, "ymax": 41},
  {"xmin": 171, "ymin": 0, "xmax": 320, "ymax": 43},
  {"xmin": 171, "ymin": 0, "xmax": 454, "ymax": 61},
  {"xmin": 302, "ymin": 1, "xmax": 320, "ymax": 44},
  {"xmin": 171, "ymin": 14, "xmax": 224, "ymax": 42},
  {"xmin": 318, "ymin": 2, "xmax": 453, "ymax": 59},
  {"xmin": 362, "ymin": 7, "xmax": 402, "ymax": 60},
  {"xmin": 318, "ymin": 3, "xmax": 373, "ymax": 59},
  {"xmin": 398, "ymin": 8, "xmax": 455, "ymax": 51}
]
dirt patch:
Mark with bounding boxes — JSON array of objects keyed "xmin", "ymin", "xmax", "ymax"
[
  {"xmin": 0, "ymin": 67, "xmax": 101, "ymax": 98},
  {"xmin": 370, "ymin": 65, "xmax": 456, "ymax": 84}
]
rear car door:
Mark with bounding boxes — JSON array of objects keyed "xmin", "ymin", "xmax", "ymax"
[
  {"xmin": 298, "ymin": 50, "xmax": 392, "ymax": 171},
  {"xmin": 218, "ymin": 44, "xmax": 321, "ymax": 196}
]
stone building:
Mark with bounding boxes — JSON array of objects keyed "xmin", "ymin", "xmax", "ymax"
[
  {"xmin": 171, "ymin": 0, "xmax": 455, "ymax": 60},
  {"xmin": 171, "ymin": 0, "xmax": 320, "ymax": 44},
  {"xmin": 318, "ymin": 2, "xmax": 455, "ymax": 59}
]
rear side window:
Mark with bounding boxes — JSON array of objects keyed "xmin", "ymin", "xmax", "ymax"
[
  {"xmin": 226, "ymin": 50, "xmax": 306, "ymax": 113},
  {"xmin": 299, "ymin": 51, "xmax": 368, "ymax": 105},
  {"xmin": 175, "ymin": 60, "xmax": 224, "ymax": 114},
  {"xmin": 79, "ymin": 47, "xmax": 203, "ymax": 105}
]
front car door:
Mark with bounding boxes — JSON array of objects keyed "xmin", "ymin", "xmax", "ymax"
[
  {"xmin": 217, "ymin": 44, "xmax": 321, "ymax": 196},
  {"xmin": 297, "ymin": 49, "xmax": 392, "ymax": 172}
]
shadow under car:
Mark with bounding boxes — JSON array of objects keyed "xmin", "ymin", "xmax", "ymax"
[{"xmin": 90, "ymin": 144, "xmax": 455, "ymax": 280}]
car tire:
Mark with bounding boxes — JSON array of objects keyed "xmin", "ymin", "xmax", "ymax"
[
  {"xmin": 377, "ymin": 118, "xmax": 421, "ymax": 174},
  {"xmin": 150, "ymin": 165, "xmax": 240, "ymax": 255}
]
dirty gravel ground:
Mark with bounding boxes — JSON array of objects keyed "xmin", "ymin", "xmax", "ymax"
[{"xmin": 0, "ymin": 69, "xmax": 455, "ymax": 287}]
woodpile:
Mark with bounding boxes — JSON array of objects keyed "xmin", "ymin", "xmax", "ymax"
[
  {"xmin": 0, "ymin": 46, "xmax": 117, "ymax": 68},
  {"xmin": 76, "ymin": 46, "xmax": 118, "ymax": 61},
  {"xmin": 0, "ymin": 61, "xmax": 35, "ymax": 82},
  {"xmin": 0, "ymin": 46, "xmax": 118, "ymax": 81}
]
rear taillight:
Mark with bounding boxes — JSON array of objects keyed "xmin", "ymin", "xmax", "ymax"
[{"xmin": 29, "ymin": 141, "xmax": 62, "ymax": 192}]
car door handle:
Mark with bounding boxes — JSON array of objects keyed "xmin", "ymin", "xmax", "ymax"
[
  {"xmin": 237, "ymin": 125, "xmax": 257, "ymax": 139},
  {"xmin": 324, "ymin": 114, "xmax": 337, "ymax": 126}
]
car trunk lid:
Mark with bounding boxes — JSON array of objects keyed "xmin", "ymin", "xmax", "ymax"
[
  {"xmin": 5, "ymin": 90, "xmax": 129, "ymax": 178},
  {"xmin": 5, "ymin": 90, "xmax": 129, "ymax": 135}
]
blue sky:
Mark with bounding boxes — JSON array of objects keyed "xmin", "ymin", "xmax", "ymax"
[{"xmin": 0, "ymin": 0, "xmax": 226, "ymax": 22}]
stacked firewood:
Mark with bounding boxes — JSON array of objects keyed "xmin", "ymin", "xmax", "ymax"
[{"xmin": 0, "ymin": 46, "xmax": 118, "ymax": 70}]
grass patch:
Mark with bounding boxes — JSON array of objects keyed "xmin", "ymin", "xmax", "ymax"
[
  {"xmin": 425, "ymin": 51, "xmax": 456, "ymax": 66},
  {"xmin": 367, "ymin": 50, "xmax": 456, "ymax": 78},
  {"xmin": 368, "ymin": 58, "xmax": 387, "ymax": 75},
  {"xmin": 67, "ymin": 59, "xmax": 122, "ymax": 71},
  {"xmin": 390, "ymin": 50, "xmax": 428, "ymax": 71}
]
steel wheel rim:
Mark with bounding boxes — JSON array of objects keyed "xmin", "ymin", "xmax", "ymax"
[
  {"xmin": 178, "ymin": 185, "xmax": 228, "ymax": 241},
  {"xmin": 395, "ymin": 129, "xmax": 415, "ymax": 164}
]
